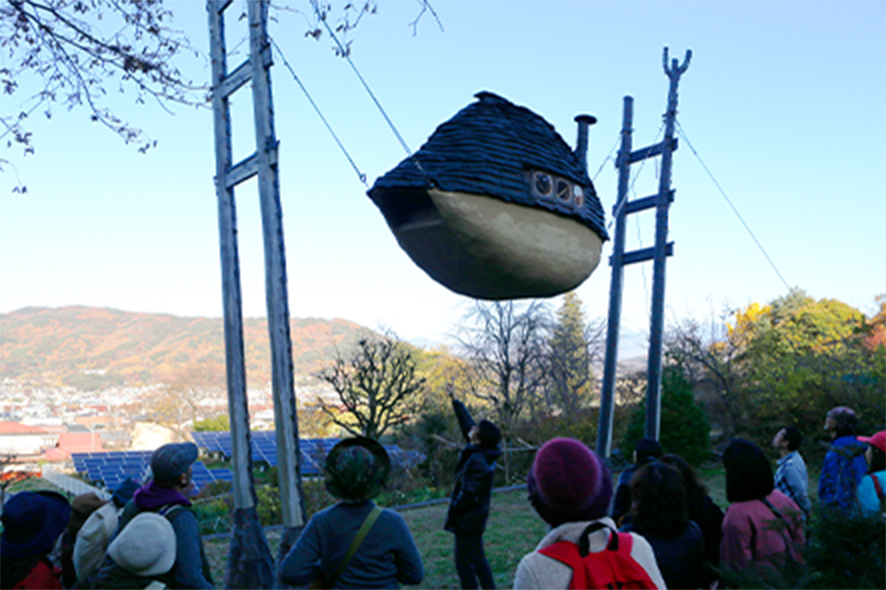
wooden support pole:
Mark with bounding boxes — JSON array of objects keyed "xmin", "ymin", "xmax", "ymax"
[
  {"xmin": 207, "ymin": 0, "xmax": 253, "ymax": 514},
  {"xmin": 246, "ymin": 0, "xmax": 305, "ymax": 536},
  {"xmin": 597, "ymin": 96, "xmax": 633, "ymax": 459},
  {"xmin": 645, "ymin": 48, "xmax": 691, "ymax": 441}
]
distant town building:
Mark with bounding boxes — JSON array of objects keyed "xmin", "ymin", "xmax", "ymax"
[{"xmin": 0, "ymin": 421, "xmax": 59, "ymax": 458}]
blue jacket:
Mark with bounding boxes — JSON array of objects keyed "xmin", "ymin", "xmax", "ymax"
[
  {"xmin": 818, "ymin": 435, "xmax": 867, "ymax": 514},
  {"xmin": 857, "ymin": 470, "xmax": 886, "ymax": 517},
  {"xmin": 280, "ymin": 500, "xmax": 423, "ymax": 589},
  {"xmin": 444, "ymin": 399, "xmax": 501, "ymax": 536}
]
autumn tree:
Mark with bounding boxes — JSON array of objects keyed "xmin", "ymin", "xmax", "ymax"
[
  {"xmin": 546, "ymin": 292, "xmax": 604, "ymax": 418},
  {"xmin": 317, "ymin": 331, "xmax": 426, "ymax": 440},
  {"xmin": 862, "ymin": 294, "xmax": 886, "ymax": 351},
  {"xmin": 667, "ymin": 290, "xmax": 885, "ymax": 444},
  {"xmin": 736, "ymin": 290, "xmax": 881, "ymax": 437}
]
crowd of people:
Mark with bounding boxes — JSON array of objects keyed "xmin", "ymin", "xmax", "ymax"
[{"xmin": 1, "ymin": 401, "xmax": 883, "ymax": 589}]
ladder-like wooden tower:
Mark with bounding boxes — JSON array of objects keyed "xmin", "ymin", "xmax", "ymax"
[
  {"xmin": 597, "ymin": 48, "xmax": 691, "ymax": 458},
  {"xmin": 207, "ymin": 1, "xmax": 306, "ymax": 586}
]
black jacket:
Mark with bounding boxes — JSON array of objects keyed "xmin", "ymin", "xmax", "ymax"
[
  {"xmin": 444, "ymin": 399, "xmax": 501, "ymax": 536},
  {"xmin": 610, "ymin": 456, "xmax": 658, "ymax": 526}
]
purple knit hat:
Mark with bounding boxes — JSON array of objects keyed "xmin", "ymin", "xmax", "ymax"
[{"xmin": 527, "ymin": 438, "xmax": 612, "ymax": 526}]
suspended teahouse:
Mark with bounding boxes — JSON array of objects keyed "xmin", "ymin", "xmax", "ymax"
[{"xmin": 368, "ymin": 92, "xmax": 609, "ymax": 300}]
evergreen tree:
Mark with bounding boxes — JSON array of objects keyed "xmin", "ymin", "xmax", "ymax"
[
  {"xmin": 622, "ymin": 365, "xmax": 711, "ymax": 465},
  {"xmin": 547, "ymin": 292, "xmax": 595, "ymax": 418}
]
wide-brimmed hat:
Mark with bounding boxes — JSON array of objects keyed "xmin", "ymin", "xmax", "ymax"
[
  {"xmin": 0, "ymin": 491, "xmax": 71, "ymax": 559},
  {"xmin": 151, "ymin": 442, "xmax": 198, "ymax": 483},
  {"xmin": 325, "ymin": 437, "xmax": 391, "ymax": 501},
  {"xmin": 527, "ymin": 438, "xmax": 612, "ymax": 527},
  {"xmin": 859, "ymin": 431, "xmax": 886, "ymax": 453},
  {"xmin": 108, "ymin": 512, "xmax": 176, "ymax": 577}
]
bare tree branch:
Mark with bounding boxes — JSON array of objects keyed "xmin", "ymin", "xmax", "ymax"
[
  {"xmin": 1, "ymin": 0, "xmax": 207, "ymax": 159},
  {"xmin": 454, "ymin": 300, "xmax": 551, "ymax": 433},
  {"xmin": 317, "ymin": 330, "xmax": 426, "ymax": 439}
]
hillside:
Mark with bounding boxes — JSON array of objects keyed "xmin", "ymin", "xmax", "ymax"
[{"xmin": 0, "ymin": 306, "xmax": 373, "ymax": 391}]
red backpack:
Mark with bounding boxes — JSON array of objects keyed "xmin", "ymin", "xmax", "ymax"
[{"xmin": 538, "ymin": 523, "xmax": 658, "ymax": 590}]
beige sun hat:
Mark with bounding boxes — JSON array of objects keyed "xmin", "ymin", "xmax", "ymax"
[{"xmin": 108, "ymin": 512, "xmax": 176, "ymax": 578}]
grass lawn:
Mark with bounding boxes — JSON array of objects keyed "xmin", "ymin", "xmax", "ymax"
[
  {"xmin": 204, "ymin": 488, "xmax": 549, "ymax": 588},
  {"xmin": 204, "ymin": 465, "xmax": 745, "ymax": 588}
]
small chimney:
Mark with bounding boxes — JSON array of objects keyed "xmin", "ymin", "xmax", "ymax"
[{"xmin": 574, "ymin": 114, "xmax": 598, "ymax": 174}]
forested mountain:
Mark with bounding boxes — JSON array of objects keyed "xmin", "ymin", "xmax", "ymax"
[{"xmin": 0, "ymin": 306, "xmax": 372, "ymax": 391}]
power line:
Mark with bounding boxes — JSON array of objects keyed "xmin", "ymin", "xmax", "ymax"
[
  {"xmin": 675, "ymin": 120, "xmax": 792, "ymax": 292},
  {"xmin": 592, "ymin": 136, "xmax": 619, "ymax": 181},
  {"xmin": 269, "ymin": 38, "xmax": 367, "ymax": 185}
]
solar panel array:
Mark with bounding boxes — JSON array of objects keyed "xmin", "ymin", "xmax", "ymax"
[
  {"xmin": 70, "ymin": 433, "xmax": 424, "ymax": 491},
  {"xmin": 191, "ymin": 461, "xmax": 234, "ymax": 489},
  {"xmin": 71, "ymin": 450, "xmax": 152, "ymax": 490},
  {"xmin": 191, "ymin": 431, "xmax": 425, "ymax": 475},
  {"xmin": 71, "ymin": 450, "xmax": 234, "ymax": 493}
]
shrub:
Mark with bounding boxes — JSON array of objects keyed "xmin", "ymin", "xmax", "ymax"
[
  {"xmin": 622, "ymin": 365, "xmax": 712, "ymax": 466},
  {"xmin": 255, "ymin": 485, "xmax": 282, "ymax": 526},
  {"xmin": 193, "ymin": 496, "xmax": 232, "ymax": 535}
]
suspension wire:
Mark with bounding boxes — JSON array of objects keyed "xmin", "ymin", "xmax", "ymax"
[
  {"xmin": 675, "ymin": 120, "xmax": 792, "ymax": 292},
  {"xmin": 592, "ymin": 135, "xmax": 620, "ymax": 181},
  {"xmin": 270, "ymin": 38, "xmax": 368, "ymax": 185},
  {"xmin": 629, "ymin": 133, "xmax": 656, "ymax": 323},
  {"xmin": 310, "ymin": 0, "xmax": 414, "ymax": 158},
  {"xmin": 633, "ymin": 186, "xmax": 652, "ymax": 322}
]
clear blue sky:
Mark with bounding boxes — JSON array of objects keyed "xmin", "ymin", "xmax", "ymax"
[{"xmin": 1, "ymin": 1, "xmax": 884, "ymax": 346}]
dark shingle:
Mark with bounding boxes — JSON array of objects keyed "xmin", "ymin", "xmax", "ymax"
[{"xmin": 369, "ymin": 91, "xmax": 608, "ymax": 240}]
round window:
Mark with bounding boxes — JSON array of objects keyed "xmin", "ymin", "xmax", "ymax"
[
  {"xmin": 573, "ymin": 185, "xmax": 584, "ymax": 208},
  {"xmin": 556, "ymin": 179, "xmax": 571, "ymax": 202},
  {"xmin": 533, "ymin": 172, "xmax": 552, "ymax": 197}
]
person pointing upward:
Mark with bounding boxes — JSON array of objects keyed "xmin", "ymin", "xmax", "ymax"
[{"xmin": 444, "ymin": 383, "xmax": 501, "ymax": 589}]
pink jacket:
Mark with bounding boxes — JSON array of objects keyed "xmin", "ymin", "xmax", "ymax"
[{"xmin": 720, "ymin": 489, "xmax": 805, "ymax": 571}]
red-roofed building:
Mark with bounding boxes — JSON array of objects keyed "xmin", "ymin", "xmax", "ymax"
[
  {"xmin": 42, "ymin": 432, "xmax": 104, "ymax": 462},
  {"xmin": 0, "ymin": 422, "xmax": 48, "ymax": 435}
]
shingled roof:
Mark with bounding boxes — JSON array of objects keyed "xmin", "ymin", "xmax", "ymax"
[{"xmin": 369, "ymin": 91, "xmax": 608, "ymax": 241}]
